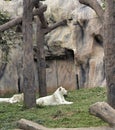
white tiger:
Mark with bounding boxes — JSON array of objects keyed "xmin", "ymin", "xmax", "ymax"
[
  {"xmin": 0, "ymin": 87, "xmax": 73, "ymax": 106},
  {"xmin": 36, "ymin": 86, "xmax": 73, "ymax": 106},
  {"xmin": 0, "ymin": 93, "xmax": 23, "ymax": 103}
]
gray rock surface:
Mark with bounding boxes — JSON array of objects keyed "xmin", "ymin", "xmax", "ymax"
[{"xmin": 0, "ymin": 0, "xmax": 105, "ymax": 94}]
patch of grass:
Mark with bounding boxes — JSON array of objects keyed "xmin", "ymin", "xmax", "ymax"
[{"xmin": 0, "ymin": 87, "xmax": 108, "ymax": 129}]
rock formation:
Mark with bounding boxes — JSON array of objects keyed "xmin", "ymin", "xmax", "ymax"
[{"xmin": 0, "ymin": 0, "xmax": 106, "ymax": 95}]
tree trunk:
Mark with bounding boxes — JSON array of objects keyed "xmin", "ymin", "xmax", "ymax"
[
  {"xmin": 35, "ymin": 2, "xmax": 67, "ymax": 97},
  {"xmin": 22, "ymin": 0, "xmax": 36, "ymax": 108},
  {"xmin": 36, "ymin": 19, "xmax": 47, "ymax": 97},
  {"xmin": 104, "ymin": 0, "xmax": 115, "ymax": 108},
  {"xmin": 79, "ymin": 0, "xmax": 115, "ymax": 108}
]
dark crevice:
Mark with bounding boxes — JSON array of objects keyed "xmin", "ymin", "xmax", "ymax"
[
  {"xmin": 76, "ymin": 21, "xmax": 84, "ymax": 43},
  {"xmin": 93, "ymin": 34, "xmax": 103, "ymax": 46},
  {"xmin": 76, "ymin": 74, "xmax": 80, "ymax": 90},
  {"xmin": 79, "ymin": 58, "xmax": 90, "ymax": 88},
  {"xmin": 80, "ymin": 64, "xmax": 86, "ymax": 87},
  {"xmin": 0, "ymin": 63, "xmax": 7, "ymax": 79}
]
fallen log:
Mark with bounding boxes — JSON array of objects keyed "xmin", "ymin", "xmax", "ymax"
[
  {"xmin": 17, "ymin": 118, "xmax": 47, "ymax": 130},
  {"xmin": 89, "ymin": 102, "xmax": 115, "ymax": 127},
  {"xmin": 0, "ymin": 4, "xmax": 47, "ymax": 32},
  {"xmin": 17, "ymin": 118, "xmax": 115, "ymax": 130}
]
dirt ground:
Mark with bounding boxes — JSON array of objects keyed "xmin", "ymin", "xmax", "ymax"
[
  {"xmin": 51, "ymin": 127, "xmax": 115, "ymax": 130},
  {"xmin": 15, "ymin": 127, "xmax": 115, "ymax": 130}
]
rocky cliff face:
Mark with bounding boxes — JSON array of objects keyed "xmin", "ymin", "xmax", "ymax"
[
  {"xmin": 0, "ymin": 0, "xmax": 106, "ymax": 94},
  {"xmin": 43, "ymin": 0, "xmax": 106, "ymax": 88}
]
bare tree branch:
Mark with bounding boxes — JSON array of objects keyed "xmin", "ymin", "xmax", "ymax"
[
  {"xmin": 79, "ymin": 0, "xmax": 104, "ymax": 20},
  {"xmin": 38, "ymin": 13, "xmax": 48, "ymax": 28},
  {"xmin": 33, "ymin": 4, "xmax": 47, "ymax": 16},
  {"xmin": 44, "ymin": 19, "xmax": 67, "ymax": 34},
  {"xmin": 0, "ymin": 4, "xmax": 47, "ymax": 32},
  {"xmin": 36, "ymin": 2, "xmax": 48, "ymax": 28},
  {"xmin": 0, "ymin": 17, "xmax": 22, "ymax": 32}
]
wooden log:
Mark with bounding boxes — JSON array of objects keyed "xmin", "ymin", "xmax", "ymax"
[
  {"xmin": 17, "ymin": 118, "xmax": 47, "ymax": 130},
  {"xmin": 89, "ymin": 102, "xmax": 115, "ymax": 126},
  {"xmin": 0, "ymin": 4, "xmax": 47, "ymax": 32},
  {"xmin": 17, "ymin": 118, "xmax": 115, "ymax": 130},
  {"xmin": 17, "ymin": 119, "xmax": 115, "ymax": 130}
]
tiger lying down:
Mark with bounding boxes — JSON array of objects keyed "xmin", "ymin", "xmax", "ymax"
[
  {"xmin": 36, "ymin": 86, "xmax": 73, "ymax": 105},
  {"xmin": 0, "ymin": 86, "xmax": 73, "ymax": 105},
  {"xmin": 0, "ymin": 93, "xmax": 24, "ymax": 104}
]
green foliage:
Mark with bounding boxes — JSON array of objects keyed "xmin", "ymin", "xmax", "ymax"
[
  {"xmin": 0, "ymin": 87, "xmax": 108, "ymax": 129},
  {"xmin": 0, "ymin": 29, "xmax": 22, "ymax": 65},
  {"xmin": 0, "ymin": 32, "xmax": 10, "ymax": 64},
  {"xmin": 0, "ymin": 10, "xmax": 11, "ymax": 63},
  {"xmin": 0, "ymin": 11, "xmax": 10, "ymax": 25},
  {"xmin": 102, "ymin": 0, "xmax": 105, "ymax": 9}
]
